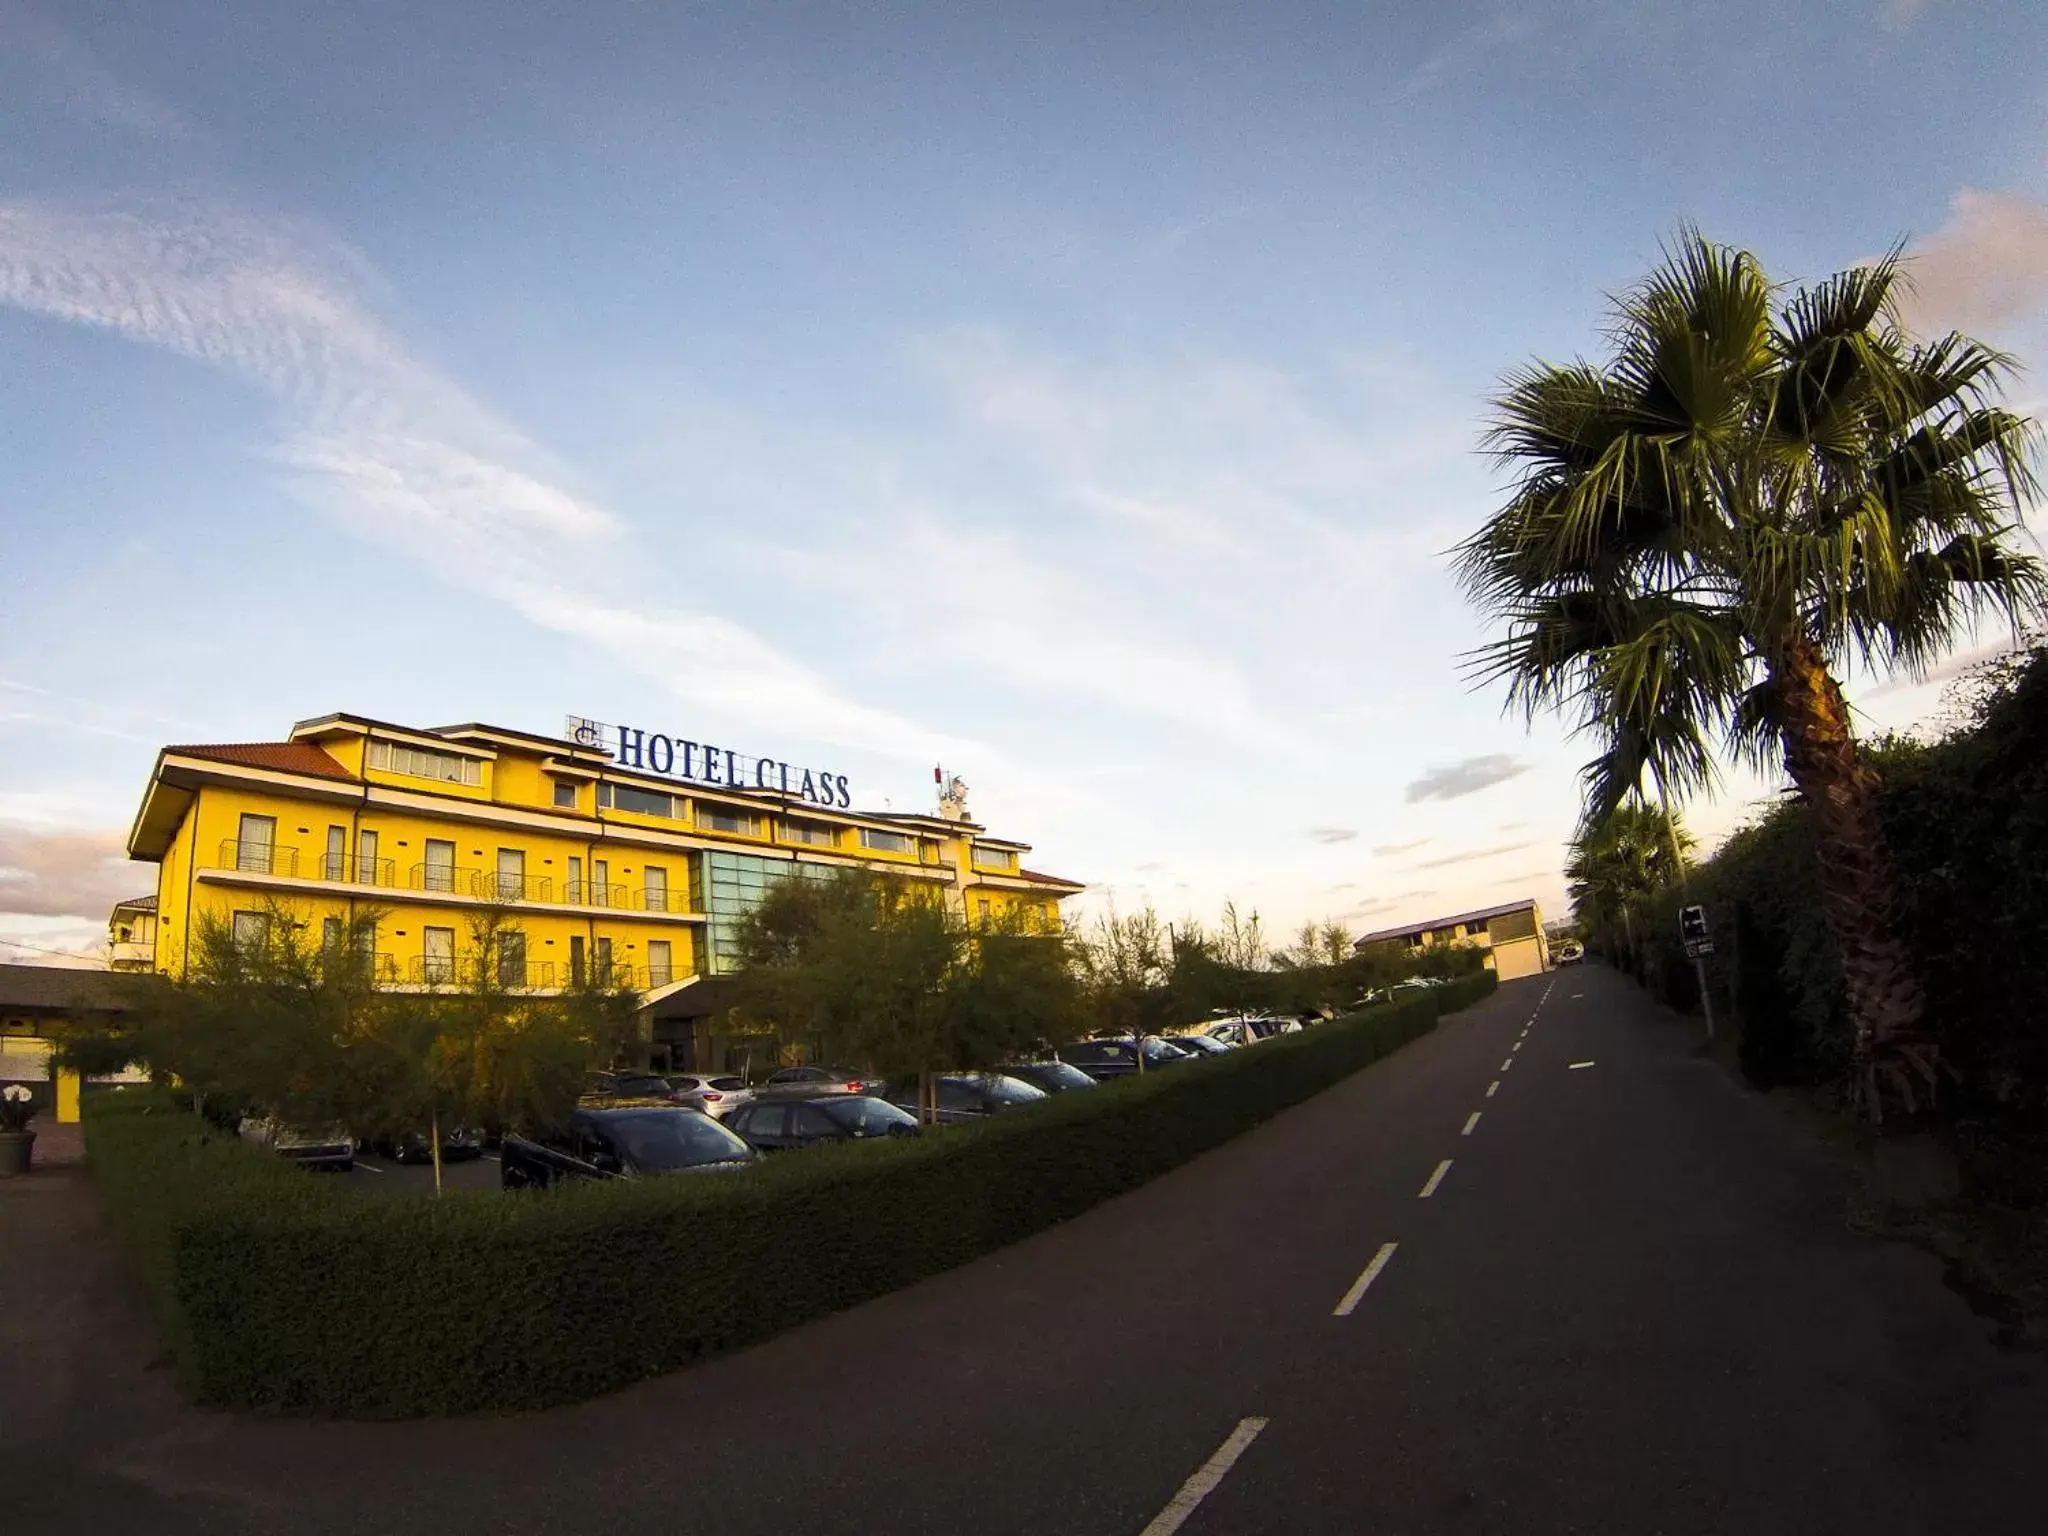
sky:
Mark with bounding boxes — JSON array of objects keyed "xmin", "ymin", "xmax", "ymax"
[{"xmin": 3, "ymin": 0, "xmax": 2047, "ymax": 964}]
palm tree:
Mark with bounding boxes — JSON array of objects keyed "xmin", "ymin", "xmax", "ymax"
[
  {"xmin": 1458, "ymin": 232, "xmax": 2043, "ymax": 1123},
  {"xmin": 1564, "ymin": 801, "xmax": 1694, "ymax": 962}
]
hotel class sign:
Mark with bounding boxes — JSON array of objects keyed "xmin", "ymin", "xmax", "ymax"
[{"xmin": 566, "ymin": 716, "xmax": 852, "ymax": 808}]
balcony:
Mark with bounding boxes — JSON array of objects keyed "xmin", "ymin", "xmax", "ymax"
[
  {"xmin": 314, "ymin": 852, "xmax": 401, "ymax": 888},
  {"xmin": 401, "ymin": 954, "xmax": 558, "ymax": 990},
  {"xmin": 220, "ymin": 838, "xmax": 299, "ymax": 876},
  {"xmin": 406, "ymin": 865, "xmax": 554, "ymax": 903},
  {"xmin": 563, "ymin": 879, "xmax": 634, "ymax": 909},
  {"xmin": 109, "ymin": 940, "xmax": 156, "ymax": 971}
]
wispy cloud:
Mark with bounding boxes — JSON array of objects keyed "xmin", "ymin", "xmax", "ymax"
[
  {"xmin": 1306, "ymin": 826, "xmax": 1359, "ymax": 844},
  {"xmin": 1415, "ymin": 840, "xmax": 1536, "ymax": 869},
  {"xmin": 0, "ymin": 195, "xmax": 975, "ymax": 766},
  {"xmin": 1404, "ymin": 754, "xmax": 1529, "ymax": 803},
  {"xmin": 0, "ymin": 5, "xmax": 190, "ymax": 138},
  {"xmin": 0, "ymin": 824, "xmax": 146, "ymax": 921},
  {"xmin": 1899, "ymin": 189, "xmax": 2048, "ymax": 334},
  {"xmin": 1372, "ymin": 837, "xmax": 1431, "ymax": 857}
]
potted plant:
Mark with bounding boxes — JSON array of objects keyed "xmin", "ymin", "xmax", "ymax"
[{"xmin": 0, "ymin": 1083, "xmax": 36, "ymax": 1175}]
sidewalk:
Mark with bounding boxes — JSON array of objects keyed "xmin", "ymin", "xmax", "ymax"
[{"xmin": 28, "ymin": 1120, "xmax": 85, "ymax": 1167}]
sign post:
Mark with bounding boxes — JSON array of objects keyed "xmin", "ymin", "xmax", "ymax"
[{"xmin": 1679, "ymin": 904, "xmax": 1716, "ymax": 1042}]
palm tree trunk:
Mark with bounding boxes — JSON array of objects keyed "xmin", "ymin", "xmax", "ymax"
[{"xmin": 1771, "ymin": 633, "xmax": 1937, "ymax": 1123}]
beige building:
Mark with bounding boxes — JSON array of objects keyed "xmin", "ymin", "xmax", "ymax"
[{"xmin": 1353, "ymin": 898, "xmax": 1550, "ymax": 982}]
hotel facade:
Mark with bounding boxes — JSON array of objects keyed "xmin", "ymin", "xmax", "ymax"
[{"xmin": 124, "ymin": 712, "xmax": 1084, "ymax": 1009}]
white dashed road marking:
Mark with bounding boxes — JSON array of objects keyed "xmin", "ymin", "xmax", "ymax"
[
  {"xmin": 1511, "ymin": 1041, "xmax": 1523, "ymax": 1054},
  {"xmin": 353, "ymin": 1161, "xmax": 384, "ymax": 1174},
  {"xmin": 1418, "ymin": 1159, "xmax": 1454, "ymax": 1198},
  {"xmin": 1568, "ymin": 1061, "xmax": 1596, "ymax": 1070},
  {"xmin": 1500, "ymin": 1058, "xmax": 1513, "ymax": 1072},
  {"xmin": 1140, "ymin": 1417, "xmax": 1272, "ymax": 1536},
  {"xmin": 1462, "ymin": 1111, "xmax": 1481, "ymax": 1136},
  {"xmin": 1486, "ymin": 1080, "xmax": 1500, "ymax": 1097},
  {"xmin": 1332, "ymin": 1242, "xmax": 1399, "ymax": 1317}
]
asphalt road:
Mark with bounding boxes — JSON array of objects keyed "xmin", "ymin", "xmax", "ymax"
[{"xmin": 11, "ymin": 966, "xmax": 2048, "ymax": 1534}]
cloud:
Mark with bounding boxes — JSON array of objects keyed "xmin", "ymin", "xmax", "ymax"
[
  {"xmin": 1415, "ymin": 840, "xmax": 1537, "ymax": 869},
  {"xmin": 0, "ymin": 7, "xmax": 190, "ymax": 138},
  {"xmin": 1899, "ymin": 190, "xmax": 2048, "ymax": 334},
  {"xmin": 0, "ymin": 194, "xmax": 975, "ymax": 767},
  {"xmin": 1306, "ymin": 826, "xmax": 1359, "ymax": 844},
  {"xmin": 1879, "ymin": 0, "xmax": 1932, "ymax": 31},
  {"xmin": 1372, "ymin": 837, "xmax": 1431, "ymax": 857},
  {"xmin": 1404, "ymin": 754, "xmax": 1529, "ymax": 803},
  {"xmin": 0, "ymin": 825, "xmax": 147, "ymax": 922}
]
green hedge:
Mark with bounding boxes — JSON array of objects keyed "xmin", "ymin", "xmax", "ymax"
[{"xmin": 87, "ymin": 976, "xmax": 1496, "ymax": 1415}]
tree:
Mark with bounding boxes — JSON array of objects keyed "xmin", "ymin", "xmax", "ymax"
[
  {"xmin": 1457, "ymin": 231, "xmax": 2044, "ymax": 1123},
  {"xmin": 732, "ymin": 870, "xmax": 1076, "ymax": 1117},
  {"xmin": 1564, "ymin": 801, "xmax": 1694, "ymax": 965}
]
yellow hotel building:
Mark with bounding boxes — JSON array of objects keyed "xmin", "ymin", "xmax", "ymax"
[{"xmin": 126, "ymin": 712, "xmax": 1083, "ymax": 1016}]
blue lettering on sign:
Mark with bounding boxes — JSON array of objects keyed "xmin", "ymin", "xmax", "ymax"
[{"xmin": 586, "ymin": 718, "xmax": 853, "ymax": 806}]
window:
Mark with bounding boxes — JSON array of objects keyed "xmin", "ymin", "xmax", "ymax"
[
  {"xmin": 324, "ymin": 825, "xmax": 347, "ymax": 881},
  {"xmin": 971, "ymin": 844, "xmax": 1016, "ymax": 873},
  {"xmin": 552, "ymin": 780, "xmax": 578, "ymax": 809},
  {"xmin": 647, "ymin": 940, "xmax": 672, "ymax": 988},
  {"xmin": 697, "ymin": 805, "xmax": 762, "ymax": 837},
  {"xmin": 567, "ymin": 856, "xmax": 584, "ymax": 903},
  {"xmin": 592, "ymin": 859, "xmax": 611, "ymax": 906},
  {"xmin": 423, "ymin": 838, "xmax": 456, "ymax": 893},
  {"xmin": 569, "ymin": 934, "xmax": 586, "ymax": 986},
  {"xmin": 496, "ymin": 847, "xmax": 525, "ymax": 900},
  {"xmin": 859, "ymin": 827, "xmax": 914, "ymax": 855},
  {"xmin": 794, "ymin": 1104, "xmax": 837, "ymax": 1137},
  {"xmin": 595, "ymin": 936, "xmax": 614, "ymax": 983},
  {"xmin": 422, "ymin": 927, "xmax": 455, "ymax": 984},
  {"xmin": 357, "ymin": 828, "xmax": 380, "ymax": 886},
  {"xmin": 232, "ymin": 910, "xmax": 268, "ymax": 952},
  {"xmin": 782, "ymin": 820, "xmax": 837, "ymax": 847},
  {"xmin": 367, "ymin": 739, "xmax": 482, "ymax": 786},
  {"xmin": 976, "ymin": 897, "xmax": 992, "ymax": 926},
  {"xmin": 497, "ymin": 931, "xmax": 527, "ymax": 989},
  {"xmin": 643, "ymin": 865, "xmax": 669, "ymax": 912},
  {"xmin": 598, "ymin": 782, "xmax": 682, "ymax": 819},
  {"xmin": 235, "ymin": 814, "xmax": 276, "ymax": 873},
  {"xmin": 322, "ymin": 916, "xmax": 345, "ymax": 951}
]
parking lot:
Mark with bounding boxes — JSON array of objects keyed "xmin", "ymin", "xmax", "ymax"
[{"xmin": 338, "ymin": 1149, "xmax": 501, "ymax": 1194}]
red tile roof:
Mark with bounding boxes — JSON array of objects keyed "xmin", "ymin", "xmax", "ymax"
[
  {"xmin": 163, "ymin": 741, "xmax": 357, "ymax": 782},
  {"xmin": 1016, "ymin": 867, "xmax": 1086, "ymax": 890}
]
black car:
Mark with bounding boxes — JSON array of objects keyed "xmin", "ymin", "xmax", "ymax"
[
  {"xmin": 586, "ymin": 1070, "xmax": 682, "ymax": 1102},
  {"xmin": 880, "ymin": 1072, "xmax": 1048, "ymax": 1124},
  {"xmin": 501, "ymin": 1100, "xmax": 755, "ymax": 1188},
  {"xmin": 753, "ymin": 1065, "xmax": 881, "ymax": 1098},
  {"xmin": 1001, "ymin": 1059, "xmax": 1101, "ymax": 1095},
  {"xmin": 1162, "ymin": 1032, "xmax": 1232, "ymax": 1058},
  {"xmin": 726, "ymin": 1095, "xmax": 921, "ymax": 1151},
  {"xmin": 1053, "ymin": 1036, "xmax": 1195, "ymax": 1081},
  {"xmin": 373, "ymin": 1123, "xmax": 485, "ymax": 1164}
]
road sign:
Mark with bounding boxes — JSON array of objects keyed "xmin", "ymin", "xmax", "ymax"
[
  {"xmin": 1684, "ymin": 938, "xmax": 1716, "ymax": 959},
  {"xmin": 1679, "ymin": 904, "xmax": 1710, "ymax": 946}
]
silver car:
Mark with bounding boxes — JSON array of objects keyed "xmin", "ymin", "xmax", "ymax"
[
  {"xmin": 664, "ymin": 1072, "xmax": 755, "ymax": 1120},
  {"xmin": 239, "ymin": 1115, "xmax": 355, "ymax": 1171}
]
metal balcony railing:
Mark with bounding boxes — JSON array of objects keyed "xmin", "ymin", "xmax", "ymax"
[
  {"xmin": 315, "ymin": 853, "xmax": 400, "ymax": 887},
  {"xmin": 641, "ymin": 886, "xmax": 685, "ymax": 914},
  {"xmin": 409, "ymin": 862, "xmax": 471, "ymax": 895},
  {"xmin": 476, "ymin": 871, "xmax": 553, "ymax": 903},
  {"xmin": 219, "ymin": 838, "xmax": 298, "ymax": 876},
  {"xmin": 401, "ymin": 953, "xmax": 557, "ymax": 989},
  {"xmin": 564, "ymin": 880, "xmax": 634, "ymax": 909}
]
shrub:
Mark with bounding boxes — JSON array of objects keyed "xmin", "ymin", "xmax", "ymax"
[{"xmin": 86, "ymin": 979, "xmax": 1495, "ymax": 1415}]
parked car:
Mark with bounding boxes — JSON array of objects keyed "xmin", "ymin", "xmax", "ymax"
[
  {"xmin": 1555, "ymin": 941, "xmax": 1585, "ymax": 966},
  {"xmin": 1163, "ymin": 1031, "xmax": 1233, "ymax": 1057},
  {"xmin": 753, "ymin": 1065, "xmax": 881, "ymax": 1098},
  {"xmin": 881, "ymin": 1072, "xmax": 1049, "ymax": 1124},
  {"xmin": 501, "ymin": 1099, "xmax": 755, "ymax": 1189},
  {"xmin": 726, "ymin": 1095, "xmax": 921, "ymax": 1151},
  {"xmin": 1053, "ymin": 1036, "xmax": 1195, "ymax": 1080},
  {"xmin": 1000, "ymin": 1059, "xmax": 1102, "ymax": 1095},
  {"xmin": 664, "ymin": 1073, "xmax": 754, "ymax": 1119},
  {"xmin": 371, "ymin": 1123, "xmax": 485, "ymax": 1165},
  {"xmin": 1197, "ymin": 1018, "xmax": 1279, "ymax": 1048},
  {"xmin": 586, "ymin": 1070, "xmax": 683, "ymax": 1102},
  {"xmin": 239, "ymin": 1116, "xmax": 355, "ymax": 1172}
]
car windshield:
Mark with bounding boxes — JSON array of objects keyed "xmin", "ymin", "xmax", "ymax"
[
  {"xmin": 603, "ymin": 1110, "xmax": 751, "ymax": 1171},
  {"xmin": 1141, "ymin": 1037, "xmax": 1190, "ymax": 1061},
  {"xmin": 1011, "ymin": 1060, "xmax": 1096, "ymax": 1091},
  {"xmin": 970, "ymin": 1074, "xmax": 1048, "ymax": 1104},
  {"xmin": 817, "ymin": 1096, "xmax": 918, "ymax": 1133},
  {"xmin": 1173, "ymin": 1035, "xmax": 1226, "ymax": 1054}
]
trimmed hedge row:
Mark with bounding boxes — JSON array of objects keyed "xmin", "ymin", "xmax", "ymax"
[{"xmin": 87, "ymin": 971, "xmax": 1497, "ymax": 1415}]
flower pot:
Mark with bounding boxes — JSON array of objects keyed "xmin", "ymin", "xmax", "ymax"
[{"xmin": 0, "ymin": 1129, "xmax": 34, "ymax": 1176}]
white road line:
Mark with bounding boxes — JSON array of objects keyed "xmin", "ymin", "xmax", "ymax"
[
  {"xmin": 1486, "ymin": 1079, "xmax": 1500, "ymax": 1097},
  {"xmin": 1461, "ymin": 1111, "xmax": 1481, "ymax": 1136},
  {"xmin": 1332, "ymin": 1242, "xmax": 1399, "ymax": 1317},
  {"xmin": 352, "ymin": 1161, "xmax": 384, "ymax": 1174},
  {"xmin": 1569, "ymin": 1060, "xmax": 1596, "ymax": 1070},
  {"xmin": 1140, "ymin": 1417, "xmax": 1271, "ymax": 1536},
  {"xmin": 483, "ymin": 1154, "xmax": 501, "ymax": 1163},
  {"xmin": 1418, "ymin": 1158, "xmax": 1453, "ymax": 1198},
  {"xmin": 1500, "ymin": 1057, "xmax": 1513, "ymax": 1072},
  {"xmin": 1511, "ymin": 1041, "xmax": 1523, "ymax": 1053}
]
